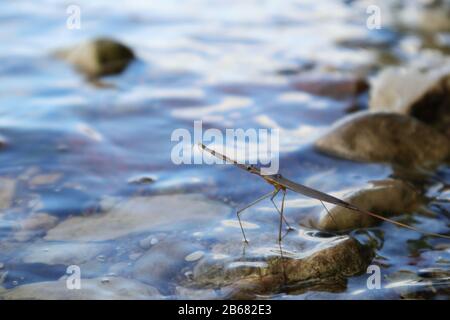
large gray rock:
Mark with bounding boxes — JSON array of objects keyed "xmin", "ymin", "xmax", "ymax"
[
  {"xmin": 314, "ymin": 112, "xmax": 450, "ymax": 167},
  {"xmin": 45, "ymin": 194, "xmax": 231, "ymax": 241},
  {"xmin": 190, "ymin": 233, "xmax": 373, "ymax": 297},
  {"xmin": 0, "ymin": 277, "xmax": 161, "ymax": 300},
  {"xmin": 312, "ymin": 179, "xmax": 420, "ymax": 232},
  {"xmin": 56, "ymin": 38, "xmax": 135, "ymax": 78},
  {"xmin": 370, "ymin": 64, "xmax": 450, "ymax": 137}
]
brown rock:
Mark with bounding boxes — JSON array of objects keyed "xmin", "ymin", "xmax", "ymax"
[
  {"xmin": 315, "ymin": 112, "xmax": 450, "ymax": 168},
  {"xmin": 370, "ymin": 65, "xmax": 450, "ymax": 137},
  {"xmin": 312, "ymin": 179, "xmax": 420, "ymax": 232},
  {"xmin": 56, "ymin": 38, "xmax": 135, "ymax": 78},
  {"xmin": 192, "ymin": 234, "xmax": 373, "ymax": 297}
]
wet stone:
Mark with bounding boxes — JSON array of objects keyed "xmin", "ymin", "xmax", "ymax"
[
  {"xmin": 128, "ymin": 175, "xmax": 156, "ymax": 185},
  {"xmin": 108, "ymin": 262, "xmax": 130, "ymax": 277},
  {"xmin": 396, "ymin": 1, "xmax": 450, "ymax": 33},
  {"xmin": 0, "ymin": 277, "xmax": 161, "ymax": 300},
  {"xmin": 14, "ymin": 212, "xmax": 58, "ymax": 242},
  {"xmin": 370, "ymin": 64, "xmax": 450, "ymax": 137},
  {"xmin": 139, "ymin": 236, "xmax": 157, "ymax": 250},
  {"xmin": 132, "ymin": 238, "xmax": 204, "ymax": 287},
  {"xmin": 20, "ymin": 241, "xmax": 111, "ymax": 265},
  {"xmin": 185, "ymin": 251, "xmax": 205, "ymax": 262},
  {"xmin": 29, "ymin": 173, "xmax": 62, "ymax": 187},
  {"xmin": 0, "ymin": 177, "xmax": 16, "ymax": 213},
  {"xmin": 56, "ymin": 38, "xmax": 135, "ymax": 78},
  {"xmin": 314, "ymin": 112, "xmax": 450, "ymax": 168},
  {"xmin": 0, "ymin": 134, "xmax": 7, "ymax": 149},
  {"xmin": 290, "ymin": 72, "xmax": 368, "ymax": 100},
  {"xmin": 312, "ymin": 179, "xmax": 421, "ymax": 232},
  {"xmin": 45, "ymin": 194, "xmax": 231, "ymax": 241},
  {"xmin": 190, "ymin": 232, "xmax": 373, "ymax": 297}
]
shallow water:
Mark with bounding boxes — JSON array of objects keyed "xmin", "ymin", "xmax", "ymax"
[{"xmin": 0, "ymin": 0, "xmax": 449, "ymax": 299}]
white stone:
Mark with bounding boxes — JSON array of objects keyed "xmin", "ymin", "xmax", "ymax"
[{"xmin": 185, "ymin": 250, "xmax": 205, "ymax": 262}]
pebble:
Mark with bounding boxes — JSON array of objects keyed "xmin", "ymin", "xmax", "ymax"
[{"xmin": 185, "ymin": 251, "xmax": 205, "ymax": 262}]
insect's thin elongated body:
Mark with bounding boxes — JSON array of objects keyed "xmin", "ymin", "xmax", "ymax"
[{"xmin": 199, "ymin": 143, "xmax": 450, "ymax": 240}]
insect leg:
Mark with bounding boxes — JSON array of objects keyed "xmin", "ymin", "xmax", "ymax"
[
  {"xmin": 237, "ymin": 190, "xmax": 276, "ymax": 243},
  {"xmin": 278, "ymin": 190, "xmax": 286, "ymax": 242},
  {"xmin": 320, "ymin": 200, "xmax": 339, "ymax": 230},
  {"xmin": 271, "ymin": 190, "xmax": 294, "ymax": 231}
]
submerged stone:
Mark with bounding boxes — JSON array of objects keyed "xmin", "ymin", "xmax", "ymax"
[
  {"xmin": 132, "ymin": 239, "xmax": 204, "ymax": 286},
  {"xmin": 56, "ymin": 38, "xmax": 135, "ymax": 78},
  {"xmin": 175, "ymin": 286, "xmax": 222, "ymax": 299},
  {"xmin": 312, "ymin": 179, "xmax": 421, "ymax": 232},
  {"xmin": 14, "ymin": 212, "xmax": 59, "ymax": 242},
  {"xmin": 314, "ymin": 112, "xmax": 450, "ymax": 168},
  {"xmin": 0, "ymin": 277, "xmax": 161, "ymax": 300},
  {"xmin": 0, "ymin": 177, "xmax": 15, "ymax": 214},
  {"xmin": 20, "ymin": 241, "xmax": 110, "ymax": 265},
  {"xmin": 45, "ymin": 194, "xmax": 231, "ymax": 241},
  {"xmin": 29, "ymin": 173, "xmax": 62, "ymax": 187}
]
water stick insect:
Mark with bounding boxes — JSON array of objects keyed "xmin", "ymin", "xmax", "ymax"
[{"xmin": 199, "ymin": 143, "xmax": 450, "ymax": 242}]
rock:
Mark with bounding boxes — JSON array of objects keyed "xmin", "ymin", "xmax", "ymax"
[
  {"xmin": 0, "ymin": 134, "xmax": 6, "ymax": 148},
  {"xmin": 371, "ymin": 1, "xmax": 450, "ymax": 34},
  {"xmin": 128, "ymin": 175, "xmax": 156, "ymax": 185},
  {"xmin": 314, "ymin": 112, "xmax": 450, "ymax": 168},
  {"xmin": 108, "ymin": 262, "xmax": 130, "ymax": 276},
  {"xmin": 129, "ymin": 252, "xmax": 143, "ymax": 261},
  {"xmin": 56, "ymin": 38, "xmax": 135, "ymax": 78},
  {"xmin": 0, "ymin": 271, "xmax": 7, "ymax": 286},
  {"xmin": 45, "ymin": 194, "xmax": 231, "ymax": 241},
  {"xmin": 185, "ymin": 251, "xmax": 205, "ymax": 262},
  {"xmin": 398, "ymin": 1, "xmax": 450, "ymax": 33},
  {"xmin": 132, "ymin": 239, "xmax": 204, "ymax": 286},
  {"xmin": 14, "ymin": 212, "xmax": 58, "ymax": 241},
  {"xmin": 20, "ymin": 241, "xmax": 110, "ymax": 265},
  {"xmin": 139, "ymin": 235, "xmax": 160, "ymax": 250},
  {"xmin": 290, "ymin": 73, "xmax": 368, "ymax": 100},
  {"xmin": 175, "ymin": 286, "xmax": 222, "ymax": 299},
  {"xmin": 417, "ymin": 267, "xmax": 450, "ymax": 279},
  {"xmin": 0, "ymin": 277, "xmax": 161, "ymax": 300},
  {"xmin": 312, "ymin": 179, "xmax": 420, "ymax": 232},
  {"xmin": 191, "ymin": 233, "xmax": 372, "ymax": 297},
  {"xmin": 29, "ymin": 173, "xmax": 62, "ymax": 187},
  {"xmin": 0, "ymin": 177, "xmax": 15, "ymax": 213},
  {"xmin": 370, "ymin": 64, "xmax": 450, "ymax": 137},
  {"xmin": 384, "ymin": 269, "xmax": 450, "ymax": 299}
]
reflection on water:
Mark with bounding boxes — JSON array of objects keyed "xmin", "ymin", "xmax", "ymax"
[{"xmin": 0, "ymin": 0, "xmax": 449, "ymax": 299}]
